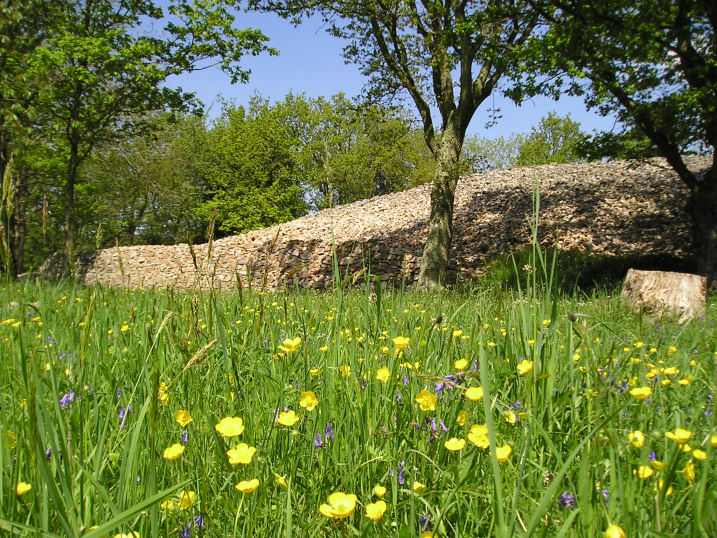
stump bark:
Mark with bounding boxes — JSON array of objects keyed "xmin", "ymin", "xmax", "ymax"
[{"xmin": 621, "ymin": 269, "xmax": 707, "ymax": 323}]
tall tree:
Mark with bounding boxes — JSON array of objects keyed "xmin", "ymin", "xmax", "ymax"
[
  {"xmin": 253, "ymin": 1, "xmax": 539, "ymax": 287},
  {"xmin": 32, "ymin": 0, "xmax": 274, "ymax": 272},
  {"xmin": 524, "ymin": 0, "xmax": 717, "ymax": 282},
  {"xmin": 0, "ymin": 1, "xmax": 60, "ymax": 275}
]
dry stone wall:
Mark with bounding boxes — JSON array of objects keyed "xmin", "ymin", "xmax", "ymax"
[{"xmin": 42, "ymin": 156, "xmax": 710, "ymax": 290}]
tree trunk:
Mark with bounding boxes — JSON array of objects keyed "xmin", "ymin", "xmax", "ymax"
[
  {"xmin": 64, "ymin": 147, "xmax": 80, "ymax": 276},
  {"xmin": 417, "ymin": 128, "xmax": 462, "ymax": 288},
  {"xmin": 687, "ymin": 170, "xmax": 717, "ymax": 287},
  {"xmin": 10, "ymin": 168, "xmax": 28, "ymax": 274}
]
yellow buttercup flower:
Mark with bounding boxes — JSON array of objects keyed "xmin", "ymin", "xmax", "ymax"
[
  {"xmin": 629, "ymin": 386, "xmax": 652, "ymax": 400},
  {"xmin": 227, "ymin": 443, "xmax": 256, "ymax": 465},
  {"xmin": 376, "ymin": 366, "xmax": 391, "ymax": 383},
  {"xmin": 279, "ymin": 337, "xmax": 301, "ymax": 354},
  {"xmin": 464, "ymin": 387, "xmax": 483, "ymax": 401},
  {"xmin": 299, "ymin": 391, "xmax": 319, "ymax": 411},
  {"xmin": 340, "ymin": 364, "xmax": 351, "ymax": 377},
  {"xmin": 452, "ymin": 330, "xmax": 463, "ymax": 338},
  {"xmin": 365, "ymin": 499, "xmax": 387, "ymax": 521},
  {"xmin": 274, "ymin": 473, "xmax": 287, "ymax": 487},
  {"xmin": 162, "ymin": 443, "xmax": 185, "ymax": 460},
  {"xmin": 16, "ymin": 482, "xmax": 32, "ymax": 496},
  {"xmin": 454, "ymin": 358, "xmax": 469, "ymax": 370},
  {"xmin": 711, "ymin": 434, "xmax": 717, "ymax": 448},
  {"xmin": 178, "ymin": 490, "xmax": 195, "ymax": 510},
  {"xmin": 628, "ymin": 430, "xmax": 645, "ymax": 448},
  {"xmin": 444, "ymin": 437, "xmax": 466, "ymax": 452},
  {"xmin": 650, "ymin": 459, "xmax": 666, "ymax": 471},
  {"xmin": 692, "ymin": 449, "xmax": 707, "ymax": 461},
  {"xmin": 412, "ymin": 481, "xmax": 427, "ymax": 494},
  {"xmin": 157, "ymin": 382, "xmax": 169, "ymax": 405},
  {"xmin": 504, "ymin": 410, "xmax": 517, "ymax": 424},
  {"xmin": 319, "ymin": 492, "xmax": 357, "ymax": 519},
  {"xmin": 517, "ymin": 359, "xmax": 534, "ymax": 375},
  {"xmin": 175, "ymin": 410, "xmax": 192, "ymax": 427},
  {"xmin": 415, "ymin": 390, "xmax": 437, "ymax": 412},
  {"xmin": 665, "ymin": 428, "xmax": 692, "ymax": 444},
  {"xmin": 495, "ymin": 444, "xmax": 512, "ymax": 463},
  {"xmin": 457, "ymin": 410, "xmax": 467, "ymax": 426},
  {"xmin": 467, "ymin": 424, "xmax": 490, "ymax": 449},
  {"xmin": 373, "ymin": 485, "xmax": 386, "ymax": 498},
  {"xmin": 215, "ymin": 417, "xmax": 244, "ymax": 437},
  {"xmin": 604, "ymin": 524, "xmax": 626, "ymax": 538},
  {"xmin": 680, "ymin": 460, "xmax": 695, "ymax": 482},
  {"xmin": 277, "ymin": 410, "xmax": 299, "ymax": 427},
  {"xmin": 393, "ymin": 336, "xmax": 410, "ymax": 350},
  {"xmin": 635, "ymin": 465, "xmax": 653, "ymax": 479},
  {"xmin": 236, "ymin": 478, "xmax": 260, "ymax": 493}
]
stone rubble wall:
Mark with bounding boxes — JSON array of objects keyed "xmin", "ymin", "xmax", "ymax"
[{"xmin": 41, "ymin": 156, "xmax": 710, "ymax": 290}]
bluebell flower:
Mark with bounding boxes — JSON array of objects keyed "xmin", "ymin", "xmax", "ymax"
[
  {"xmin": 558, "ymin": 492, "xmax": 576, "ymax": 509},
  {"xmin": 60, "ymin": 391, "xmax": 75, "ymax": 409}
]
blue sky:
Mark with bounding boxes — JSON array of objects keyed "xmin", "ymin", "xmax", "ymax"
[{"xmin": 166, "ymin": 9, "xmax": 619, "ymax": 140}]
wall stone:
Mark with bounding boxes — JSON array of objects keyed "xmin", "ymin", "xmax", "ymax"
[{"xmin": 41, "ymin": 156, "xmax": 710, "ymax": 290}]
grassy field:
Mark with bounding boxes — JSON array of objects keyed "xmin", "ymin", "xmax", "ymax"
[{"xmin": 0, "ymin": 260, "xmax": 715, "ymax": 536}]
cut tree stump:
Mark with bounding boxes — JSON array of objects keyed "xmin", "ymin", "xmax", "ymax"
[{"xmin": 621, "ymin": 269, "xmax": 707, "ymax": 323}]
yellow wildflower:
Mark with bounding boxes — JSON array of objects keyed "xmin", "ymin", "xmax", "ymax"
[
  {"xmin": 227, "ymin": 443, "xmax": 256, "ymax": 465},
  {"xmin": 279, "ymin": 337, "xmax": 301, "ymax": 353},
  {"xmin": 299, "ymin": 391, "xmax": 319, "ymax": 411},
  {"xmin": 415, "ymin": 389, "xmax": 437, "ymax": 412},
  {"xmin": 319, "ymin": 492, "xmax": 357, "ymax": 519},
  {"xmin": 235, "ymin": 478, "xmax": 260, "ymax": 493},
  {"xmin": 365, "ymin": 500, "xmax": 387, "ymax": 521},
  {"xmin": 277, "ymin": 410, "xmax": 299, "ymax": 427},
  {"xmin": 162, "ymin": 443, "xmax": 185, "ymax": 461},
  {"xmin": 214, "ymin": 417, "xmax": 245, "ymax": 437}
]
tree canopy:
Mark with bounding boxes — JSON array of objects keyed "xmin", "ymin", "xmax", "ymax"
[{"xmin": 522, "ymin": 0, "xmax": 717, "ymax": 281}]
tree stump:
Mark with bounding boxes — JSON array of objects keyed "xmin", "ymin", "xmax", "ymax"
[{"xmin": 621, "ymin": 269, "xmax": 707, "ymax": 323}]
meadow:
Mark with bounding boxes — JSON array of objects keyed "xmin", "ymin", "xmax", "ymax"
[{"xmin": 0, "ymin": 256, "xmax": 715, "ymax": 537}]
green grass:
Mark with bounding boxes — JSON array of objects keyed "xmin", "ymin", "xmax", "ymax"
[{"xmin": 0, "ymin": 265, "xmax": 715, "ymax": 537}]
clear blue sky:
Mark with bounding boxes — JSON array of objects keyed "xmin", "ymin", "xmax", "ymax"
[{"xmin": 166, "ymin": 9, "xmax": 619, "ymax": 139}]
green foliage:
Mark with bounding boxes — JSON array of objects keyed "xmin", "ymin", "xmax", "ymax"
[
  {"xmin": 198, "ymin": 97, "xmax": 308, "ymax": 235},
  {"xmin": 80, "ymin": 113, "xmax": 210, "ymax": 246},
  {"xmin": 514, "ymin": 112, "xmax": 587, "ymax": 166},
  {"xmin": 462, "ymin": 113, "xmax": 587, "ymax": 174}
]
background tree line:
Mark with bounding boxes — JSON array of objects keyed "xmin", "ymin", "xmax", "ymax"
[{"xmin": 7, "ymin": 85, "xmax": 589, "ymax": 273}]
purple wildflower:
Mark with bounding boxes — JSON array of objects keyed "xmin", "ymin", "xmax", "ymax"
[
  {"xmin": 46, "ymin": 448, "xmax": 52, "ymax": 461},
  {"xmin": 119, "ymin": 405, "xmax": 132, "ymax": 430},
  {"xmin": 419, "ymin": 513, "xmax": 431, "ymax": 530},
  {"xmin": 116, "ymin": 388, "xmax": 122, "ymax": 399},
  {"xmin": 180, "ymin": 524, "xmax": 191, "ymax": 538},
  {"xmin": 558, "ymin": 492, "xmax": 576, "ymax": 509},
  {"xmin": 314, "ymin": 432, "xmax": 323, "ymax": 448},
  {"xmin": 181, "ymin": 428, "xmax": 189, "ymax": 445},
  {"xmin": 60, "ymin": 391, "xmax": 75, "ymax": 409},
  {"xmin": 193, "ymin": 514, "xmax": 206, "ymax": 531},
  {"xmin": 397, "ymin": 461, "xmax": 407, "ymax": 485},
  {"xmin": 325, "ymin": 423, "xmax": 334, "ymax": 442}
]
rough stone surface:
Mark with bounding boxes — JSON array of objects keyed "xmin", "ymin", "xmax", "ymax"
[
  {"xmin": 622, "ymin": 269, "xmax": 707, "ymax": 323},
  {"xmin": 40, "ymin": 156, "xmax": 710, "ymax": 290}
]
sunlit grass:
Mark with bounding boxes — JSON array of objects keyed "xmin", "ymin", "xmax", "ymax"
[{"xmin": 0, "ymin": 270, "xmax": 714, "ymax": 537}]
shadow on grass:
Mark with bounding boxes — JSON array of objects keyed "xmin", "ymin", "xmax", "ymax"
[{"xmin": 476, "ymin": 248, "xmax": 697, "ymax": 294}]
